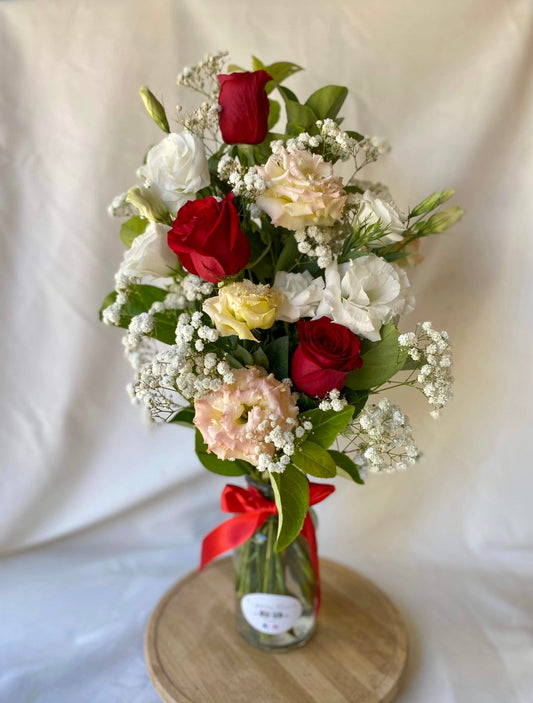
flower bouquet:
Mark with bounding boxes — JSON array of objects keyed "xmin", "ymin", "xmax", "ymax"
[{"xmin": 101, "ymin": 52, "xmax": 462, "ymax": 651}]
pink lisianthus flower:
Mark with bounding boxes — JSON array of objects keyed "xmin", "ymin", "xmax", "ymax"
[
  {"xmin": 193, "ymin": 366, "xmax": 299, "ymax": 466},
  {"xmin": 256, "ymin": 147, "xmax": 346, "ymax": 230}
]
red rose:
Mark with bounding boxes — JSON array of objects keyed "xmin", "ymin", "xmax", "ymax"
[
  {"xmin": 168, "ymin": 194, "xmax": 250, "ymax": 283},
  {"xmin": 291, "ymin": 317, "xmax": 363, "ymax": 397},
  {"xmin": 217, "ymin": 70, "xmax": 272, "ymax": 145}
]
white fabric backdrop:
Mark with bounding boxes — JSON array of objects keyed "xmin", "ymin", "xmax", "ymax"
[{"xmin": 1, "ymin": 0, "xmax": 532, "ymax": 701}]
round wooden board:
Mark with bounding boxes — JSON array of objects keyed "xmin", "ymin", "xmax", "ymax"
[{"xmin": 145, "ymin": 558, "xmax": 408, "ymax": 703}]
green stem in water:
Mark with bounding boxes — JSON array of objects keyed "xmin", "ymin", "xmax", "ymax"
[{"xmin": 262, "ymin": 517, "xmax": 275, "ymax": 594}]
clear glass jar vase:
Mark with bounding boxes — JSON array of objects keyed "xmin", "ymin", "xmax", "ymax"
[{"xmin": 233, "ymin": 478, "xmax": 318, "ymax": 651}]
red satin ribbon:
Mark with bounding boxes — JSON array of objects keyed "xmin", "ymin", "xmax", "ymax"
[{"xmin": 200, "ymin": 482, "xmax": 335, "ymax": 612}]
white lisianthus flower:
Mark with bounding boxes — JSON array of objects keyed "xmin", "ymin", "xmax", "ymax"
[
  {"xmin": 356, "ymin": 190, "xmax": 406, "ymax": 248},
  {"xmin": 273, "ymin": 270, "xmax": 325, "ymax": 322},
  {"xmin": 316, "ymin": 255, "xmax": 414, "ymax": 341},
  {"xmin": 119, "ymin": 223, "xmax": 179, "ymax": 278},
  {"xmin": 137, "ymin": 132, "xmax": 210, "ymax": 214}
]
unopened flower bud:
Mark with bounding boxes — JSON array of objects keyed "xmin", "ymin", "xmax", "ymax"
[
  {"xmin": 126, "ymin": 186, "xmax": 172, "ymax": 225},
  {"xmin": 410, "ymin": 189, "xmax": 455, "ymax": 217},
  {"xmin": 139, "ymin": 86, "xmax": 170, "ymax": 133},
  {"xmin": 423, "ymin": 206, "xmax": 464, "ymax": 233}
]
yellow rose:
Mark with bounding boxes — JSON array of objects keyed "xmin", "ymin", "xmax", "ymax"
[{"xmin": 203, "ymin": 280, "xmax": 282, "ymax": 341}]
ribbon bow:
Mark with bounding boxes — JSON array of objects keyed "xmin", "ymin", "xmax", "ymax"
[{"xmin": 200, "ymin": 482, "xmax": 335, "ymax": 612}]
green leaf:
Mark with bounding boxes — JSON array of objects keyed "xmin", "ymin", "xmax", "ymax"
[
  {"xmin": 267, "ymin": 99, "xmax": 281, "ymax": 130},
  {"xmin": 345, "ymin": 129, "xmax": 365, "ymax": 142},
  {"xmin": 251, "ymin": 140, "xmax": 273, "ymax": 165},
  {"xmin": 252, "ymin": 55, "xmax": 264, "ymax": 71},
  {"xmin": 151, "ymin": 309, "xmax": 180, "ymax": 345},
  {"xmin": 263, "ymin": 61, "xmax": 303, "ymax": 91},
  {"xmin": 270, "ymin": 465, "xmax": 309, "ymax": 551},
  {"xmin": 305, "ymin": 85, "xmax": 348, "ymax": 120},
  {"xmin": 300, "ymin": 406, "xmax": 355, "ymax": 449},
  {"xmin": 195, "ymin": 431, "xmax": 250, "ymax": 476},
  {"xmin": 99, "ymin": 284, "xmax": 180, "ymax": 345},
  {"xmin": 275, "ymin": 234, "xmax": 299, "ymax": 272},
  {"xmin": 225, "ymin": 354, "xmax": 244, "ymax": 370},
  {"xmin": 227, "ymin": 63, "xmax": 246, "ymax": 73},
  {"xmin": 169, "ymin": 406, "xmax": 195, "ymax": 427},
  {"xmin": 120, "ymin": 216, "xmax": 148, "ymax": 247},
  {"xmin": 99, "ymin": 291, "xmax": 116, "ymax": 319},
  {"xmin": 139, "ymin": 85, "xmax": 170, "ymax": 133},
  {"xmin": 344, "ymin": 184, "xmax": 365, "ymax": 195},
  {"xmin": 295, "ymin": 392, "xmax": 320, "ymax": 412},
  {"xmin": 344, "ymin": 322, "xmax": 409, "ymax": 390},
  {"xmin": 409, "ymin": 189, "xmax": 455, "ymax": 218},
  {"xmin": 252, "ymin": 346, "xmax": 270, "ymax": 370},
  {"xmin": 264, "ymin": 336, "xmax": 289, "ymax": 380},
  {"xmin": 291, "ymin": 440, "xmax": 337, "ymax": 478},
  {"xmin": 99, "ymin": 284, "xmax": 167, "ymax": 325},
  {"xmin": 285, "ymin": 100, "xmax": 317, "ymax": 131},
  {"xmin": 328, "ymin": 450, "xmax": 365, "ymax": 484},
  {"xmin": 402, "ymin": 356, "xmax": 421, "ymax": 371},
  {"xmin": 344, "ymin": 389, "xmax": 369, "ymax": 418},
  {"xmin": 233, "ymin": 345, "xmax": 254, "ymax": 366},
  {"xmin": 277, "ymin": 85, "xmax": 299, "ymax": 105}
]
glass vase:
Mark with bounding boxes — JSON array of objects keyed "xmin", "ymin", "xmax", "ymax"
[{"xmin": 233, "ymin": 478, "xmax": 318, "ymax": 651}]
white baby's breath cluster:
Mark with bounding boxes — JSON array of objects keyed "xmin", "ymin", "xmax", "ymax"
[
  {"xmin": 104, "ymin": 273, "xmax": 215, "ymax": 371},
  {"xmin": 282, "ymin": 132, "xmax": 324, "ymax": 153},
  {"xmin": 357, "ymin": 135, "xmax": 391, "ymax": 164},
  {"xmin": 217, "ymin": 153, "xmax": 242, "ymax": 180},
  {"xmin": 294, "ymin": 224, "xmax": 345, "ymax": 268},
  {"xmin": 180, "ymin": 274, "xmax": 215, "ymax": 303},
  {"xmin": 128, "ymin": 346, "xmax": 186, "ymax": 422},
  {"xmin": 173, "ymin": 311, "xmax": 235, "ymax": 398},
  {"xmin": 122, "ymin": 289, "xmax": 188, "ymax": 368},
  {"xmin": 254, "ymin": 403, "xmax": 302, "ymax": 473},
  {"xmin": 217, "ymin": 154, "xmax": 266, "ymax": 199},
  {"xmin": 318, "ymin": 389, "xmax": 348, "ymax": 412},
  {"xmin": 399, "ymin": 321, "xmax": 454, "ymax": 418},
  {"xmin": 256, "ymin": 416, "xmax": 314, "ymax": 474},
  {"xmin": 101, "ymin": 270, "xmax": 139, "ymax": 327},
  {"xmin": 176, "ymin": 50, "xmax": 229, "ymax": 101},
  {"xmin": 317, "ymin": 119, "xmax": 359, "ymax": 161},
  {"xmin": 317, "ymin": 119, "xmax": 390, "ymax": 170},
  {"xmin": 346, "ymin": 398, "xmax": 419, "ymax": 473},
  {"xmin": 175, "ymin": 51, "xmax": 229, "ymax": 139},
  {"xmin": 130, "ymin": 309, "xmax": 236, "ymax": 420},
  {"xmin": 176, "ymin": 102, "xmax": 221, "ymax": 139}
]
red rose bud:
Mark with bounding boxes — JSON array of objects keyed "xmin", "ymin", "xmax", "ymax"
[
  {"xmin": 217, "ymin": 70, "xmax": 272, "ymax": 145},
  {"xmin": 291, "ymin": 317, "xmax": 363, "ymax": 398},
  {"xmin": 168, "ymin": 194, "xmax": 250, "ymax": 283}
]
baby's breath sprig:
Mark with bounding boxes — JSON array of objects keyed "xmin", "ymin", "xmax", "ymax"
[
  {"xmin": 342, "ymin": 398, "xmax": 420, "ymax": 473},
  {"xmin": 176, "ymin": 51, "xmax": 229, "ymax": 101},
  {"xmin": 375, "ymin": 322, "xmax": 454, "ymax": 418}
]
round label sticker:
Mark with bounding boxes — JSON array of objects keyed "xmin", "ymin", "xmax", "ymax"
[{"xmin": 241, "ymin": 593, "xmax": 303, "ymax": 634}]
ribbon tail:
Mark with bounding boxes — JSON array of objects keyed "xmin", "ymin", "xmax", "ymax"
[
  {"xmin": 301, "ymin": 512, "xmax": 322, "ymax": 615},
  {"xmin": 200, "ymin": 511, "xmax": 269, "ymax": 570}
]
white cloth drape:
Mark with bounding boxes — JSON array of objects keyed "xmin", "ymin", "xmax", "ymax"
[{"xmin": 1, "ymin": 0, "xmax": 532, "ymax": 701}]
